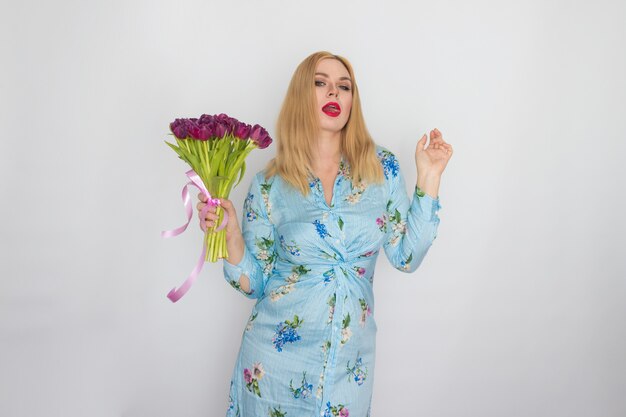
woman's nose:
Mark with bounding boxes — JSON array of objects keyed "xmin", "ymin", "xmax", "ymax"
[{"xmin": 327, "ymin": 85, "xmax": 338, "ymax": 97}]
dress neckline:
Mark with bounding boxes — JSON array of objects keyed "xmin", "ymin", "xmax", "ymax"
[{"xmin": 308, "ymin": 155, "xmax": 349, "ymax": 208}]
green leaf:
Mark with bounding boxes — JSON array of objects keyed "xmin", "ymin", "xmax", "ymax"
[
  {"xmin": 236, "ymin": 161, "xmax": 246, "ymax": 188},
  {"xmin": 165, "ymin": 141, "xmax": 182, "ymax": 155},
  {"xmin": 328, "ymin": 293, "xmax": 336, "ymax": 307},
  {"xmin": 214, "ymin": 139, "xmax": 230, "ymax": 175},
  {"xmin": 297, "ymin": 265, "xmax": 310, "ymax": 275},
  {"xmin": 187, "ymin": 153, "xmax": 200, "ymax": 169},
  {"xmin": 165, "ymin": 141, "xmax": 193, "ymax": 164},
  {"xmin": 338, "ymin": 217, "xmax": 344, "ymax": 230}
]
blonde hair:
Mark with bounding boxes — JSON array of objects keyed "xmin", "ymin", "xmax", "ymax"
[{"xmin": 264, "ymin": 51, "xmax": 384, "ymax": 195}]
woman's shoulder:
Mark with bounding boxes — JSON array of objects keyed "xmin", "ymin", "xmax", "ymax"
[
  {"xmin": 374, "ymin": 143, "xmax": 389, "ymax": 154},
  {"xmin": 374, "ymin": 143, "xmax": 401, "ymax": 180},
  {"xmin": 250, "ymin": 169, "xmax": 279, "ymax": 189}
]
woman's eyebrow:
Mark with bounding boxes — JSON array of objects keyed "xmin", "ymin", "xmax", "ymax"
[{"xmin": 314, "ymin": 72, "xmax": 352, "ymax": 82}]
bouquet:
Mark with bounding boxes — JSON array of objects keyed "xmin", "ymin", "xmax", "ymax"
[{"xmin": 162, "ymin": 113, "xmax": 272, "ymax": 302}]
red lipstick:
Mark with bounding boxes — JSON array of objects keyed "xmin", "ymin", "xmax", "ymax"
[{"xmin": 322, "ymin": 102, "xmax": 341, "ymax": 117}]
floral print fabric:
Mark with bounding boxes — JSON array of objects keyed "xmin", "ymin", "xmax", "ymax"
[{"xmin": 223, "ymin": 145, "xmax": 442, "ymax": 416}]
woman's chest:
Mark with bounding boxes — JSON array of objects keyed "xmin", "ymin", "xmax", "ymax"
[{"xmin": 267, "ymin": 178, "xmax": 389, "ymax": 260}]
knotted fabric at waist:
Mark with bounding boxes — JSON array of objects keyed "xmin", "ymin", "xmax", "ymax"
[{"xmin": 272, "ymin": 251, "xmax": 380, "ymax": 279}]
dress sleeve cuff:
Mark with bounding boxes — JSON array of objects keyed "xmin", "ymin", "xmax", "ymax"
[
  {"xmin": 223, "ymin": 244, "xmax": 257, "ymax": 283},
  {"xmin": 414, "ymin": 185, "xmax": 442, "ymax": 222},
  {"xmin": 222, "ymin": 244, "xmax": 262, "ymax": 297}
]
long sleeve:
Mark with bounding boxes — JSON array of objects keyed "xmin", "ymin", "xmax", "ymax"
[
  {"xmin": 222, "ymin": 172, "xmax": 278, "ymax": 298},
  {"xmin": 381, "ymin": 152, "xmax": 442, "ymax": 273}
]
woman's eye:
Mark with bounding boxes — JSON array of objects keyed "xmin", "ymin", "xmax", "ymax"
[
  {"xmin": 315, "ymin": 80, "xmax": 325, "ymax": 86},
  {"xmin": 339, "ymin": 85, "xmax": 351, "ymax": 91}
]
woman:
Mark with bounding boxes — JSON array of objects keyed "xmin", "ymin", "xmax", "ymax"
[{"xmin": 198, "ymin": 51, "xmax": 452, "ymax": 417}]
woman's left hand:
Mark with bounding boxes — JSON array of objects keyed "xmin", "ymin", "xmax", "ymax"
[{"xmin": 415, "ymin": 128, "xmax": 453, "ymax": 177}]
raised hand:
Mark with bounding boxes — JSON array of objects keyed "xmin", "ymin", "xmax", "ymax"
[{"xmin": 415, "ymin": 128, "xmax": 453, "ymax": 177}]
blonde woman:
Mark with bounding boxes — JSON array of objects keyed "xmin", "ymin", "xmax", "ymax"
[{"xmin": 198, "ymin": 51, "xmax": 452, "ymax": 417}]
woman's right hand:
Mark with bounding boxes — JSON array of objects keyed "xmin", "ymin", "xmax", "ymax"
[
  {"xmin": 197, "ymin": 193, "xmax": 247, "ymax": 283},
  {"xmin": 196, "ymin": 193, "xmax": 242, "ymax": 242}
]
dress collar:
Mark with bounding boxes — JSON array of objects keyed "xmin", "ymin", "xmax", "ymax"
[
  {"xmin": 307, "ymin": 154, "xmax": 349, "ymax": 183},
  {"xmin": 309, "ymin": 154, "xmax": 350, "ymax": 195}
]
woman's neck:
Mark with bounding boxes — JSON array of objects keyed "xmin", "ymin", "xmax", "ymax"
[{"xmin": 312, "ymin": 131, "xmax": 342, "ymax": 171}]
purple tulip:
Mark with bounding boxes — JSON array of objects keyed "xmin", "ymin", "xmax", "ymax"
[
  {"xmin": 196, "ymin": 124, "xmax": 212, "ymax": 140},
  {"xmin": 224, "ymin": 122, "xmax": 234, "ymax": 136},
  {"xmin": 185, "ymin": 119, "xmax": 208, "ymax": 140},
  {"xmin": 258, "ymin": 135, "xmax": 272, "ymax": 149},
  {"xmin": 188, "ymin": 122, "xmax": 202, "ymax": 140},
  {"xmin": 257, "ymin": 133, "xmax": 272, "ymax": 149},
  {"xmin": 170, "ymin": 118, "xmax": 189, "ymax": 139},
  {"xmin": 215, "ymin": 113, "xmax": 234, "ymax": 124},
  {"xmin": 229, "ymin": 117, "xmax": 239, "ymax": 132},
  {"xmin": 169, "ymin": 114, "xmax": 272, "ymax": 145},
  {"xmin": 218, "ymin": 113, "xmax": 240, "ymax": 135},
  {"xmin": 234, "ymin": 122, "xmax": 252, "ymax": 140},
  {"xmin": 214, "ymin": 121, "xmax": 227, "ymax": 138},
  {"xmin": 249, "ymin": 124, "xmax": 265, "ymax": 141},
  {"xmin": 250, "ymin": 124, "xmax": 272, "ymax": 149},
  {"xmin": 183, "ymin": 119, "xmax": 196, "ymax": 134},
  {"xmin": 207, "ymin": 120, "xmax": 217, "ymax": 139},
  {"xmin": 198, "ymin": 114, "xmax": 214, "ymax": 125}
]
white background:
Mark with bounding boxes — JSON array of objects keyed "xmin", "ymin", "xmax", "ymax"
[{"xmin": 1, "ymin": 1, "xmax": 625, "ymax": 416}]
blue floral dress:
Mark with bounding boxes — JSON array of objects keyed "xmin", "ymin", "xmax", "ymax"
[{"xmin": 222, "ymin": 144, "xmax": 442, "ymax": 417}]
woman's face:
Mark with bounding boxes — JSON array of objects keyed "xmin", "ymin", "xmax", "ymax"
[{"xmin": 314, "ymin": 58, "xmax": 353, "ymax": 135}]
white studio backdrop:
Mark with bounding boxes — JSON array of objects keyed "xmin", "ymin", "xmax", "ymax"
[{"xmin": 1, "ymin": 1, "xmax": 625, "ymax": 416}]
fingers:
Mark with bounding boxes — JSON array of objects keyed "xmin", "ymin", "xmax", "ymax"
[
  {"xmin": 430, "ymin": 128, "xmax": 443, "ymax": 143},
  {"xmin": 432, "ymin": 128, "xmax": 450, "ymax": 144},
  {"xmin": 196, "ymin": 197, "xmax": 235, "ymax": 228},
  {"xmin": 420, "ymin": 128, "xmax": 453, "ymax": 158},
  {"xmin": 218, "ymin": 198, "xmax": 231, "ymax": 209},
  {"xmin": 417, "ymin": 134, "xmax": 427, "ymax": 151},
  {"xmin": 200, "ymin": 210, "xmax": 219, "ymax": 221},
  {"xmin": 217, "ymin": 199, "xmax": 237, "ymax": 226},
  {"xmin": 421, "ymin": 129, "xmax": 445, "ymax": 150},
  {"xmin": 196, "ymin": 201, "xmax": 217, "ymax": 213},
  {"xmin": 430, "ymin": 142, "xmax": 452, "ymax": 154},
  {"xmin": 431, "ymin": 128, "xmax": 452, "ymax": 148},
  {"xmin": 194, "ymin": 193, "xmax": 237, "ymax": 230},
  {"xmin": 197, "ymin": 194, "xmax": 218, "ymax": 229},
  {"xmin": 197, "ymin": 205, "xmax": 219, "ymax": 230}
]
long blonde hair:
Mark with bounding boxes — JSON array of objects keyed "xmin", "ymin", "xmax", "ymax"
[{"xmin": 264, "ymin": 51, "xmax": 384, "ymax": 195}]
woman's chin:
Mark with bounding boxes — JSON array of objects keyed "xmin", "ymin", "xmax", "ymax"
[{"xmin": 319, "ymin": 120, "xmax": 348, "ymax": 135}]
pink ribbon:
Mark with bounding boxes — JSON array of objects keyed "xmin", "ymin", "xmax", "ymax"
[{"xmin": 162, "ymin": 169, "xmax": 229, "ymax": 302}]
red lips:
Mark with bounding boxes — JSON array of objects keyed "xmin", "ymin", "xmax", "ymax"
[{"xmin": 322, "ymin": 102, "xmax": 341, "ymax": 117}]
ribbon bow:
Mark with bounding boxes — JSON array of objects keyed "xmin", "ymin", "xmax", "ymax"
[{"xmin": 162, "ymin": 169, "xmax": 229, "ymax": 302}]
